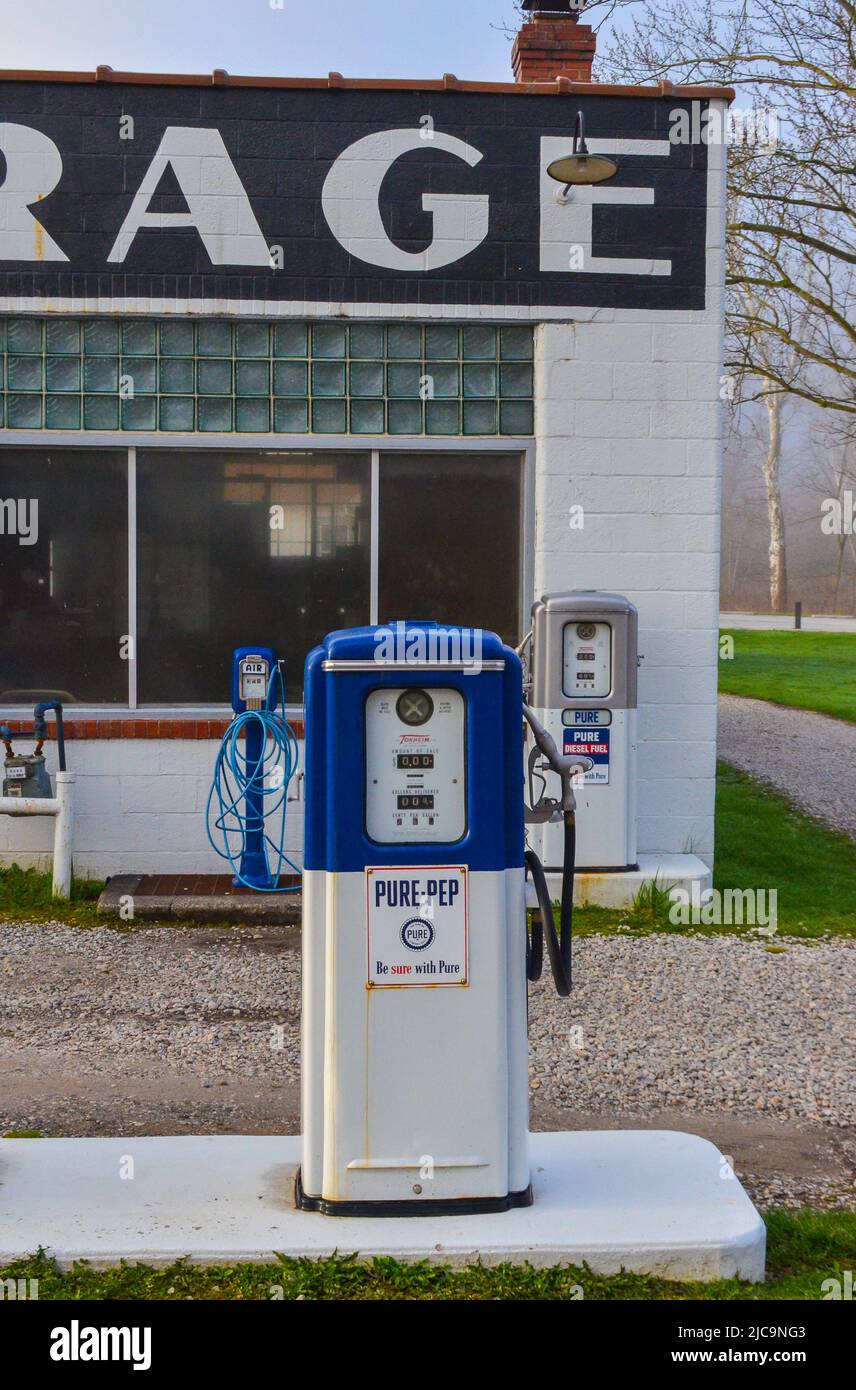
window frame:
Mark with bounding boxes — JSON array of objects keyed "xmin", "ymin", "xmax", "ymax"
[{"xmin": 0, "ymin": 434, "xmax": 533, "ymax": 714}]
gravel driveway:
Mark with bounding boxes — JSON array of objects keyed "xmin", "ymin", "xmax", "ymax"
[
  {"xmin": 719, "ymin": 694, "xmax": 856, "ymax": 839},
  {"xmin": 1, "ymin": 922, "xmax": 853, "ymax": 1210}
]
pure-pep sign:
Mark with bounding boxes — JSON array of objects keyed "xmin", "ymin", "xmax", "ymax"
[{"xmin": 373, "ymin": 876, "xmax": 461, "ymax": 909}]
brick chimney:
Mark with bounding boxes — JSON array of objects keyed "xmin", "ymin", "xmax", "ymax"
[{"xmin": 512, "ymin": 2, "xmax": 596, "ymax": 84}]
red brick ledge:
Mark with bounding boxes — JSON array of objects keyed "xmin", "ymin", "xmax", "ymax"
[
  {"xmin": 3, "ymin": 718, "xmax": 306, "ymax": 741},
  {"xmin": 0, "ymin": 67, "xmax": 736, "ymax": 101}
]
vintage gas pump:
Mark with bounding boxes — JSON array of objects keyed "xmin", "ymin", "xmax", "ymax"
[
  {"xmin": 528, "ymin": 592, "xmax": 638, "ymax": 873},
  {"xmin": 298, "ymin": 621, "xmax": 590, "ymax": 1216},
  {"xmin": 300, "ymin": 623, "xmax": 529, "ymax": 1213}
]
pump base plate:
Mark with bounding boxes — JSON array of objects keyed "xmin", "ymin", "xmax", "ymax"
[
  {"xmin": 0, "ymin": 1131, "xmax": 765, "ymax": 1281},
  {"xmin": 295, "ymin": 1168, "xmax": 534, "ymax": 1217}
]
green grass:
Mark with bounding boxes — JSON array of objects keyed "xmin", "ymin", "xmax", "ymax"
[
  {"xmin": 719, "ymin": 629, "xmax": 856, "ymax": 723},
  {"xmin": 0, "ymin": 863, "xmax": 104, "ymax": 925},
  {"xmin": 3, "ymin": 762, "xmax": 855, "ymax": 937},
  {"xmin": 0, "ymin": 864, "xmax": 196, "ymax": 930},
  {"xmin": 0, "ymin": 1209, "xmax": 852, "ymax": 1300},
  {"xmin": 712, "ymin": 762, "xmax": 856, "ymax": 937},
  {"xmin": 568, "ymin": 761, "xmax": 856, "ymax": 939}
]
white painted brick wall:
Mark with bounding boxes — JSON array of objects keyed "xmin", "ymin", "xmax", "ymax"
[
  {"xmin": 0, "ymin": 740, "xmax": 307, "ymax": 879},
  {"xmin": 534, "ymin": 290, "xmax": 724, "ymax": 865},
  {"xmin": 613, "ymin": 362, "xmax": 689, "ymax": 401}
]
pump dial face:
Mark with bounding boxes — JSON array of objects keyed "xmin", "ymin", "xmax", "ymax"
[
  {"xmin": 395, "ymin": 688, "xmax": 434, "ymax": 727},
  {"xmin": 239, "ymin": 656, "xmax": 269, "ymax": 704},
  {"xmin": 366, "ymin": 687, "xmax": 466, "ymax": 843},
  {"xmin": 563, "ymin": 621, "xmax": 612, "ymax": 699}
]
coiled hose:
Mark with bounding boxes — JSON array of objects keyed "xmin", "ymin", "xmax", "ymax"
[{"xmin": 205, "ymin": 666, "xmax": 301, "ymax": 892}]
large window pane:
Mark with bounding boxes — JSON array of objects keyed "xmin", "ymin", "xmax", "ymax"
[
  {"xmin": 137, "ymin": 451, "xmax": 370, "ymax": 702},
  {"xmin": 378, "ymin": 453, "xmax": 522, "ymax": 645},
  {"xmin": 0, "ymin": 448, "xmax": 128, "ymax": 702}
]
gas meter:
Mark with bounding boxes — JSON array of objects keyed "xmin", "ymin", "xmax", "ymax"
[
  {"xmin": 529, "ymin": 592, "xmax": 638, "ymax": 872},
  {"xmin": 1, "ymin": 702, "xmax": 66, "ymax": 814}
]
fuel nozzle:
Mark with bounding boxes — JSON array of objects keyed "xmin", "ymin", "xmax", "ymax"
[{"xmin": 523, "ymin": 704, "xmax": 593, "ymax": 821}]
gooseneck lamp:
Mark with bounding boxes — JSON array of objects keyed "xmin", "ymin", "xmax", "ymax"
[{"xmin": 546, "ymin": 111, "xmax": 619, "ymax": 201}]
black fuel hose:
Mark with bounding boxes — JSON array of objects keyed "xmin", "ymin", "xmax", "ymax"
[{"xmin": 525, "ymin": 813, "xmax": 575, "ymax": 997}]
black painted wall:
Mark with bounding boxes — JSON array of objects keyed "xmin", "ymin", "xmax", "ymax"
[{"xmin": 0, "ymin": 82, "xmax": 709, "ymax": 312}]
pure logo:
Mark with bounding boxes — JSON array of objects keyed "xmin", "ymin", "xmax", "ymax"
[{"xmin": 400, "ymin": 917, "xmax": 435, "ymax": 951}]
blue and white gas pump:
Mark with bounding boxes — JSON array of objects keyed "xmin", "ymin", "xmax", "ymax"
[
  {"xmin": 297, "ymin": 621, "xmax": 590, "ymax": 1216},
  {"xmin": 206, "ymin": 647, "xmax": 301, "ymax": 891}
]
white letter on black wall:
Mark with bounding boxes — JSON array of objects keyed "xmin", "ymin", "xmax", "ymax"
[
  {"xmin": 0, "ymin": 123, "xmax": 68, "ymax": 261},
  {"xmin": 322, "ymin": 128, "xmax": 488, "ymax": 271},
  {"xmin": 540, "ymin": 136, "xmax": 673, "ymax": 277},
  {"xmin": 107, "ymin": 126, "xmax": 270, "ymax": 266}
]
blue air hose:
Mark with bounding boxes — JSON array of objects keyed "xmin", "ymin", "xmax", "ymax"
[{"xmin": 205, "ymin": 666, "xmax": 302, "ymax": 892}]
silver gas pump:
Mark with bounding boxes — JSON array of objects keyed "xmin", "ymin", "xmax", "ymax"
[{"xmin": 527, "ymin": 592, "xmax": 638, "ymax": 873}]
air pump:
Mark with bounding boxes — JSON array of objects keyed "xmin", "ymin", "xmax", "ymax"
[{"xmin": 206, "ymin": 648, "xmax": 301, "ymax": 892}]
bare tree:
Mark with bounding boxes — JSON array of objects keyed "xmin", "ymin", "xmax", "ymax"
[
  {"xmin": 800, "ymin": 431, "xmax": 856, "ymax": 609},
  {"xmin": 504, "ymin": 2, "xmax": 856, "ymax": 609},
  {"xmin": 761, "ymin": 392, "xmax": 789, "ymax": 609},
  {"xmin": 594, "ymin": 0, "xmax": 856, "ymax": 423},
  {"xmin": 724, "ymin": 363, "xmax": 793, "ymax": 611}
]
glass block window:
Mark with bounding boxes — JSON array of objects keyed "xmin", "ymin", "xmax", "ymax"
[{"xmin": 0, "ymin": 318, "xmax": 534, "ymax": 436}]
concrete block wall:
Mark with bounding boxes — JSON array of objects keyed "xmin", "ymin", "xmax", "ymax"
[
  {"xmin": 529, "ymin": 110, "xmax": 727, "ymax": 867},
  {"xmin": 533, "ymin": 315, "xmax": 723, "ymax": 865},
  {"xmin": 0, "ymin": 739, "xmax": 307, "ymax": 879}
]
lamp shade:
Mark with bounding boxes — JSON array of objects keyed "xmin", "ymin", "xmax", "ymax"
[{"xmin": 546, "ymin": 151, "xmax": 619, "ymax": 186}]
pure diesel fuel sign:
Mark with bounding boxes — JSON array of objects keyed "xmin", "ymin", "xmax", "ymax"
[{"xmin": 0, "ymin": 82, "xmax": 709, "ymax": 313}]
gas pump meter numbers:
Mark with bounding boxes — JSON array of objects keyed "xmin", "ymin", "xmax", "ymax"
[{"xmin": 562, "ymin": 622, "xmax": 612, "ymax": 699}]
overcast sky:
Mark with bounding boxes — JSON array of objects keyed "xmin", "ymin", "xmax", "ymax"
[{"xmin": 0, "ymin": 0, "xmax": 539, "ymax": 82}]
